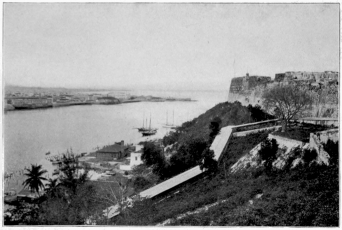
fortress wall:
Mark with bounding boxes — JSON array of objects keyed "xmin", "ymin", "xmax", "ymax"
[{"xmin": 228, "ymin": 71, "xmax": 339, "ymax": 118}]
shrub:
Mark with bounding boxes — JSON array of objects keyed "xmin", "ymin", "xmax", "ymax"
[
  {"xmin": 133, "ymin": 176, "xmax": 151, "ymax": 191},
  {"xmin": 322, "ymin": 140, "xmax": 339, "ymax": 166},
  {"xmin": 258, "ymin": 139, "xmax": 278, "ymax": 173},
  {"xmin": 302, "ymin": 149, "xmax": 318, "ymax": 166}
]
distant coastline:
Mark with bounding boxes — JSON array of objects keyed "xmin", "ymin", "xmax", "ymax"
[{"xmin": 4, "ymin": 89, "xmax": 196, "ymax": 112}]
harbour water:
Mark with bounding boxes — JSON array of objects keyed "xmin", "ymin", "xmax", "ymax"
[{"xmin": 4, "ymin": 90, "xmax": 228, "ymax": 178}]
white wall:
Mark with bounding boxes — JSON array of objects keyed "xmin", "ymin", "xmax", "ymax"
[{"xmin": 130, "ymin": 152, "xmax": 143, "ymax": 167}]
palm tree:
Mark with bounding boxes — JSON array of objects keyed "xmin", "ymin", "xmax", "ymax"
[
  {"xmin": 45, "ymin": 178, "xmax": 60, "ymax": 198},
  {"xmin": 22, "ymin": 164, "xmax": 47, "ymax": 196}
]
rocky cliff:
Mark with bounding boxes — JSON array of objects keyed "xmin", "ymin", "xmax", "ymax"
[{"xmin": 228, "ymin": 71, "xmax": 339, "ymax": 118}]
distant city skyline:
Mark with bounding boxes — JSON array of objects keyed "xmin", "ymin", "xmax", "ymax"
[{"xmin": 3, "ymin": 3, "xmax": 339, "ymax": 91}]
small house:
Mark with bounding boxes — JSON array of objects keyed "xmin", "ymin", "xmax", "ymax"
[{"xmin": 96, "ymin": 141, "xmax": 129, "ymax": 161}]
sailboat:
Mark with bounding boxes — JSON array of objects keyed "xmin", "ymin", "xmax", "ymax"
[
  {"xmin": 141, "ymin": 115, "xmax": 157, "ymax": 136},
  {"xmin": 137, "ymin": 114, "xmax": 148, "ymax": 132},
  {"xmin": 163, "ymin": 110, "xmax": 176, "ymax": 128}
]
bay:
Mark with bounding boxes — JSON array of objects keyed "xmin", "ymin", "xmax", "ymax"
[{"xmin": 4, "ymin": 90, "xmax": 228, "ymax": 175}]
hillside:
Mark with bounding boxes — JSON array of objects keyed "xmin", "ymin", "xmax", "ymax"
[
  {"xmin": 163, "ymin": 101, "xmax": 274, "ymax": 146},
  {"xmin": 112, "ymin": 130, "xmax": 339, "ymax": 226}
]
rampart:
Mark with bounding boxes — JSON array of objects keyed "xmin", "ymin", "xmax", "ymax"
[{"xmin": 228, "ymin": 71, "xmax": 339, "ymax": 117}]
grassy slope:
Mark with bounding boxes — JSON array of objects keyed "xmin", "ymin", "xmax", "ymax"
[
  {"xmin": 114, "ymin": 132, "xmax": 272, "ymax": 225},
  {"xmin": 164, "ymin": 101, "xmax": 255, "ymax": 145},
  {"xmin": 111, "ymin": 102, "xmax": 338, "ymax": 226},
  {"xmin": 115, "ymin": 129, "xmax": 338, "ymax": 226}
]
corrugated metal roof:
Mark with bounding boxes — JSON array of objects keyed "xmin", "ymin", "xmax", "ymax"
[
  {"xmin": 104, "ymin": 120, "xmax": 283, "ymax": 217},
  {"xmin": 210, "ymin": 126, "xmax": 234, "ymax": 161},
  {"xmin": 139, "ymin": 166, "xmax": 202, "ymax": 198},
  {"xmin": 139, "ymin": 126, "xmax": 234, "ymax": 199}
]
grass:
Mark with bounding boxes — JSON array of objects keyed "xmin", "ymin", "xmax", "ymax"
[
  {"xmin": 111, "ymin": 128, "xmax": 338, "ymax": 227},
  {"xmin": 219, "ymin": 130, "xmax": 272, "ymax": 168}
]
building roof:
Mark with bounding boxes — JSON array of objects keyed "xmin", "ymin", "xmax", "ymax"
[
  {"xmin": 139, "ymin": 166, "xmax": 203, "ymax": 199},
  {"xmin": 139, "ymin": 126, "xmax": 234, "ymax": 199},
  {"xmin": 97, "ymin": 144, "xmax": 126, "ymax": 153}
]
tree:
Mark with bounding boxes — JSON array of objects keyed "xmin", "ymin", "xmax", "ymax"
[
  {"xmin": 169, "ymin": 136, "xmax": 208, "ymax": 176},
  {"xmin": 54, "ymin": 152, "xmax": 89, "ymax": 194},
  {"xmin": 200, "ymin": 148, "xmax": 218, "ymax": 175},
  {"xmin": 208, "ymin": 117, "xmax": 222, "ymax": 144},
  {"xmin": 44, "ymin": 178, "xmax": 61, "ymax": 198},
  {"xmin": 247, "ymin": 104, "xmax": 275, "ymax": 122},
  {"xmin": 262, "ymin": 84, "xmax": 313, "ymax": 132},
  {"xmin": 141, "ymin": 142, "xmax": 164, "ymax": 167},
  {"xmin": 22, "ymin": 164, "xmax": 47, "ymax": 196}
]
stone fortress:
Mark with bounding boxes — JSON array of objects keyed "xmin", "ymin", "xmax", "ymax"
[{"xmin": 228, "ymin": 71, "xmax": 339, "ymax": 117}]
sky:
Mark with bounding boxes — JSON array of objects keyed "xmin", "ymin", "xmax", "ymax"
[{"xmin": 3, "ymin": 3, "xmax": 340, "ymax": 91}]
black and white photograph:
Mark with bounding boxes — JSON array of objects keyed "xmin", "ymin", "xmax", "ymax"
[{"xmin": 2, "ymin": 2, "xmax": 339, "ymax": 226}]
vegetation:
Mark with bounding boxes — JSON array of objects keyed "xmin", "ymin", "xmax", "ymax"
[
  {"xmin": 115, "ymin": 130, "xmax": 338, "ymax": 226},
  {"xmin": 262, "ymin": 84, "xmax": 314, "ymax": 132},
  {"xmin": 22, "ymin": 164, "xmax": 47, "ymax": 196},
  {"xmin": 258, "ymin": 139, "xmax": 278, "ymax": 173},
  {"xmin": 163, "ymin": 102, "xmax": 273, "ymax": 147},
  {"xmin": 144, "ymin": 102, "xmax": 273, "ymax": 181},
  {"xmin": 6, "ymin": 101, "xmax": 337, "ymax": 226},
  {"xmin": 5, "ymin": 153, "xmax": 107, "ymax": 225}
]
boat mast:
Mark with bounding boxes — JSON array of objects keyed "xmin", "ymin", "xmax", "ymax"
[
  {"xmin": 173, "ymin": 110, "xmax": 174, "ymax": 126},
  {"xmin": 149, "ymin": 113, "xmax": 151, "ymax": 129}
]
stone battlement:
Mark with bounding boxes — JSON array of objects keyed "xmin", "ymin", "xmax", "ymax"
[{"xmin": 230, "ymin": 71, "xmax": 338, "ymax": 95}]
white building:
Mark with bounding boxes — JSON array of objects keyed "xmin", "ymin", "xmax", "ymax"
[{"xmin": 119, "ymin": 145, "xmax": 143, "ymax": 171}]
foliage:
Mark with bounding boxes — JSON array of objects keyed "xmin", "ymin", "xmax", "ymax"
[
  {"xmin": 162, "ymin": 130, "xmax": 181, "ymax": 146},
  {"xmin": 116, "ymin": 129, "xmax": 338, "ymax": 226},
  {"xmin": 169, "ymin": 136, "xmax": 208, "ymax": 176},
  {"xmin": 54, "ymin": 153, "xmax": 89, "ymax": 194},
  {"xmin": 163, "ymin": 101, "xmax": 273, "ymax": 147},
  {"xmin": 44, "ymin": 178, "xmax": 61, "ymax": 198},
  {"xmin": 247, "ymin": 104, "xmax": 275, "ymax": 122},
  {"xmin": 302, "ymin": 149, "xmax": 318, "ymax": 166},
  {"xmin": 208, "ymin": 117, "xmax": 222, "ymax": 143},
  {"xmin": 37, "ymin": 183, "xmax": 99, "ymax": 225},
  {"xmin": 22, "ymin": 164, "xmax": 47, "ymax": 195},
  {"xmin": 133, "ymin": 176, "xmax": 152, "ymax": 191},
  {"xmin": 323, "ymin": 139, "xmax": 339, "ymax": 166},
  {"xmin": 4, "ymin": 202, "xmax": 40, "ymax": 225},
  {"xmin": 141, "ymin": 142, "xmax": 164, "ymax": 167},
  {"xmin": 258, "ymin": 139, "xmax": 279, "ymax": 173},
  {"xmin": 262, "ymin": 84, "xmax": 314, "ymax": 132},
  {"xmin": 199, "ymin": 148, "xmax": 218, "ymax": 175}
]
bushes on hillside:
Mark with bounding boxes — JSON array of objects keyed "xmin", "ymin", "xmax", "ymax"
[
  {"xmin": 247, "ymin": 104, "xmax": 275, "ymax": 122},
  {"xmin": 162, "ymin": 102, "xmax": 274, "ymax": 147},
  {"xmin": 117, "ymin": 132, "xmax": 339, "ymax": 226},
  {"xmin": 323, "ymin": 139, "xmax": 339, "ymax": 166},
  {"xmin": 258, "ymin": 139, "xmax": 278, "ymax": 173}
]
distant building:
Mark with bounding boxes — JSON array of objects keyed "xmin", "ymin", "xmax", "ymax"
[
  {"xmin": 96, "ymin": 96, "xmax": 120, "ymax": 104},
  {"xmin": 96, "ymin": 141, "xmax": 129, "ymax": 160},
  {"xmin": 110, "ymin": 91, "xmax": 131, "ymax": 100},
  {"xmin": 6, "ymin": 97, "xmax": 53, "ymax": 109}
]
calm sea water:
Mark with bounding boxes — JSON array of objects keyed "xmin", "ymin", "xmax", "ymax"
[{"xmin": 4, "ymin": 90, "xmax": 228, "ymax": 174}]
